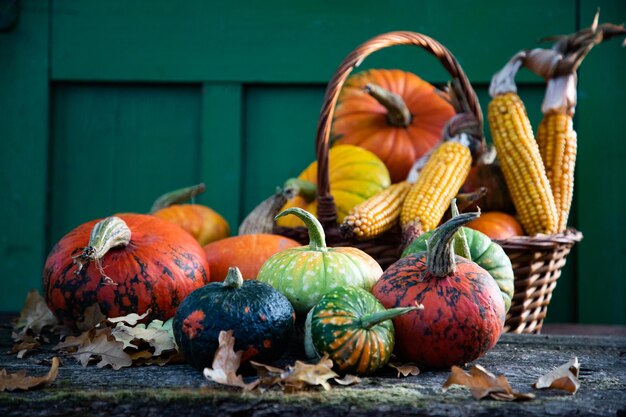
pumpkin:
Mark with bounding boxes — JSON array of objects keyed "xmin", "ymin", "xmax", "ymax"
[
  {"xmin": 304, "ymin": 286, "xmax": 419, "ymax": 375},
  {"xmin": 203, "ymin": 234, "xmax": 301, "ymax": 282},
  {"xmin": 257, "ymin": 208, "xmax": 383, "ymax": 315},
  {"xmin": 402, "ymin": 216, "xmax": 515, "ymax": 312},
  {"xmin": 43, "ymin": 214, "xmax": 210, "ymax": 326},
  {"xmin": 276, "ymin": 144, "xmax": 390, "ymax": 228},
  {"xmin": 150, "ymin": 183, "xmax": 230, "ymax": 246},
  {"xmin": 466, "ymin": 212, "xmax": 523, "ymax": 240},
  {"xmin": 331, "ymin": 69, "xmax": 455, "ymax": 183},
  {"xmin": 173, "ymin": 267, "xmax": 294, "ymax": 369},
  {"xmin": 372, "ymin": 212, "xmax": 506, "ymax": 369}
]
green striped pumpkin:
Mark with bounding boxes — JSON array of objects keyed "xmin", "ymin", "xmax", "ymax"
[{"xmin": 304, "ymin": 286, "xmax": 418, "ymax": 375}]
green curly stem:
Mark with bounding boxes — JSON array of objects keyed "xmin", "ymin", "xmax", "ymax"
[
  {"xmin": 364, "ymin": 83, "xmax": 412, "ymax": 127},
  {"xmin": 284, "ymin": 178, "xmax": 318, "ymax": 202},
  {"xmin": 450, "ymin": 199, "xmax": 472, "ymax": 260},
  {"xmin": 426, "ymin": 211, "xmax": 480, "ymax": 277},
  {"xmin": 150, "ymin": 183, "xmax": 206, "ymax": 213},
  {"xmin": 359, "ymin": 304, "xmax": 424, "ymax": 330},
  {"xmin": 73, "ymin": 216, "xmax": 131, "ymax": 273},
  {"xmin": 223, "ymin": 267, "xmax": 244, "ymax": 289},
  {"xmin": 275, "ymin": 207, "xmax": 326, "ymax": 251}
]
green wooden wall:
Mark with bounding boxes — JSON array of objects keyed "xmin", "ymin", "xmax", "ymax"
[{"xmin": 1, "ymin": 0, "xmax": 624, "ymax": 324}]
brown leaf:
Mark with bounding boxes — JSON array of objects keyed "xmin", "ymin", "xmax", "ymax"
[
  {"xmin": 0, "ymin": 357, "xmax": 60, "ymax": 392},
  {"xmin": 13, "ymin": 290, "xmax": 58, "ymax": 335},
  {"xmin": 107, "ymin": 310, "xmax": 151, "ymax": 326},
  {"xmin": 111, "ymin": 321, "xmax": 176, "ymax": 356},
  {"xmin": 11, "ymin": 340, "xmax": 41, "ymax": 358},
  {"xmin": 333, "ymin": 374, "xmax": 361, "ymax": 386},
  {"xmin": 282, "ymin": 356, "xmax": 338, "ymax": 392},
  {"xmin": 75, "ymin": 304, "xmax": 107, "ymax": 332},
  {"xmin": 443, "ymin": 365, "xmax": 535, "ymax": 401},
  {"xmin": 533, "ymin": 357, "xmax": 580, "ymax": 394},
  {"xmin": 71, "ymin": 329, "xmax": 133, "ymax": 370},
  {"xmin": 203, "ymin": 330, "xmax": 259, "ymax": 390},
  {"xmin": 388, "ymin": 362, "xmax": 421, "ymax": 378},
  {"xmin": 250, "ymin": 361, "xmax": 285, "ymax": 388}
]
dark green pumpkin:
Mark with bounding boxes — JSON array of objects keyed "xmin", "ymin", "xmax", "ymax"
[
  {"xmin": 402, "ymin": 225, "xmax": 514, "ymax": 312},
  {"xmin": 173, "ymin": 267, "xmax": 295, "ymax": 369},
  {"xmin": 304, "ymin": 286, "xmax": 418, "ymax": 375}
]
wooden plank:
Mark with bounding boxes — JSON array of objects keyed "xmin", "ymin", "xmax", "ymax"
[
  {"xmin": 199, "ymin": 83, "xmax": 243, "ymax": 232},
  {"xmin": 50, "ymin": 0, "xmax": 576, "ymax": 83},
  {"xmin": 49, "ymin": 84, "xmax": 202, "ymax": 245},
  {"xmin": 0, "ymin": 1, "xmax": 49, "ymax": 312},
  {"xmin": 576, "ymin": 0, "xmax": 626, "ymax": 324}
]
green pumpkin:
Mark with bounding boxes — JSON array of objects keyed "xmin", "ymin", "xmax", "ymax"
[
  {"xmin": 257, "ymin": 208, "xmax": 383, "ymax": 315},
  {"xmin": 402, "ymin": 220, "xmax": 514, "ymax": 312},
  {"xmin": 304, "ymin": 286, "xmax": 418, "ymax": 375}
]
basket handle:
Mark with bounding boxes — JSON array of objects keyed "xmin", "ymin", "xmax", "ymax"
[{"xmin": 315, "ymin": 31, "xmax": 484, "ymax": 227}]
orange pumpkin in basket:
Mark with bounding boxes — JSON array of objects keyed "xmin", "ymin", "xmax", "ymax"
[
  {"xmin": 331, "ymin": 69, "xmax": 455, "ymax": 183},
  {"xmin": 466, "ymin": 212, "xmax": 523, "ymax": 240}
]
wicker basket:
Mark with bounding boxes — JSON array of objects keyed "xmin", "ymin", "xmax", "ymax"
[{"xmin": 265, "ymin": 31, "xmax": 582, "ymax": 334}]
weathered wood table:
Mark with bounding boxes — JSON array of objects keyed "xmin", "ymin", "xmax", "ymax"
[{"xmin": 1, "ymin": 320, "xmax": 625, "ymax": 417}]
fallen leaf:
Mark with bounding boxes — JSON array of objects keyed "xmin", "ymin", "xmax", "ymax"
[
  {"xmin": 0, "ymin": 357, "xmax": 60, "ymax": 392},
  {"xmin": 107, "ymin": 310, "xmax": 151, "ymax": 326},
  {"xmin": 388, "ymin": 362, "xmax": 421, "ymax": 378},
  {"xmin": 282, "ymin": 356, "xmax": 338, "ymax": 392},
  {"xmin": 111, "ymin": 320, "xmax": 176, "ymax": 356},
  {"xmin": 11, "ymin": 340, "xmax": 40, "ymax": 359},
  {"xmin": 333, "ymin": 374, "xmax": 361, "ymax": 386},
  {"xmin": 443, "ymin": 365, "xmax": 535, "ymax": 401},
  {"xmin": 13, "ymin": 290, "xmax": 58, "ymax": 335},
  {"xmin": 533, "ymin": 357, "xmax": 580, "ymax": 394},
  {"xmin": 75, "ymin": 304, "xmax": 107, "ymax": 332},
  {"xmin": 71, "ymin": 329, "xmax": 133, "ymax": 370},
  {"xmin": 203, "ymin": 330, "xmax": 258, "ymax": 390},
  {"xmin": 250, "ymin": 361, "xmax": 285, "ymax": 388}
]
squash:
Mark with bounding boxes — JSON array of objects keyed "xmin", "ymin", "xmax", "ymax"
[
  {"xmin": 402, "ymin": 217, "xmax": 514, "ymax": 312},
  {"xmin": 331, "ymin": 69, "xmax": 455, "ymax": 183},
  {"xmin": 373, "ymin": 212, "xmax": 506, "ymax": 369},
  {"xmin": 276, "ymin": 144, "xmax": 390, "ymax": 227},
  {"xmin": 151, "ymin": 183, "xmax": 230, "ymax": 246},
  {"xmin": 257, "ymin": 208, "xmax": 383, "ymax": 315},
  {"xmin": 203, "ymin": 234, "xmax": 301, "ymax": 282},
  {"xmin": 173, "ymin": 267, "xmax": 294, "ymax": 369},
  {"xmin": 43, "ymin": 214, "xmax": 210, "ymax": 326},
  {"xmin": 304, "ymin": 286, "xmax": 419, "ymax": 375},
  {"xmin": 466, "ymin": 211, "xmax": 523, "ymax": 240}
]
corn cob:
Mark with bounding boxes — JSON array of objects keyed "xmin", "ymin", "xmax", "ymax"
[
  {"xmin": 488, "ymin": 92, "xmax": 558, "ymax": 235},
  {"xmin": 536, "ymin": 111, "xmax": 576, "ymax": 232},
  {"xmin": 340, "ymin": 181, "xmax": 411, "ymax": 239},
  {"xmin": 400, "ymin": 140, "xmax": 472, "ymax": 235}
]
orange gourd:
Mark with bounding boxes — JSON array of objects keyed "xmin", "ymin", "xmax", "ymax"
[
  {"xmin": 331, "ymin": 69, "xmax": 455, "ymax": 183},
  {"xmin": 466, "ymin": 212, "xmax": 523, "ymax": 240}
]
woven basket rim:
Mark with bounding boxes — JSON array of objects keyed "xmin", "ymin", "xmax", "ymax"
[{"xmin": 494, "ymin": 228, "xmax": 583, "ymax": 250}]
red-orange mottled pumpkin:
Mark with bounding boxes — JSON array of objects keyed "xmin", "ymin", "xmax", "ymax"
[
  {"xmin": 331, "ymin": 69, "xmax": 455, "ymax": 183},
  {"xmin": 43, "ymin": 214, "xmax": 210, "ymax": 326}
]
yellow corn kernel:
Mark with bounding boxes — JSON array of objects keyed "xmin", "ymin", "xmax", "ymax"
[
  {"xmin": 537, "ymin": 112, "xmax": 576, "ymax": 233},
  {"xmin": 400, "ymin": 141, "xmax": 472, "ymax": 235},
  {"xmin": 340, "ymin": 181, "xmax": 411, "ymax": 239},
  {"xmin": 488, "ymin": 92, "xmax": 558, "ymax": 235}
]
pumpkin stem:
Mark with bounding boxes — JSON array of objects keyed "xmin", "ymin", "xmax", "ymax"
[
  {"xmin": 72, "ymin": 216, "xmax": 131, "ymax": 274},
  {"xmin": 284, "ymin": 178, "xmax": 318, "ymax": 202},
  {"xmin": 450, "ymin": 199, "xmax": 472, "ymax": 261},
  {"xmin": 150, "ymin": 183, "xmax": 206, "ymax": 213},
  {"xmin": 426, "ymin": 211, "xmax": 480, "ymax": 277},
  {"xmin": 364, "ymin": 83, "xmax": 412, "ymax": 127},
  {"xmin": 223, "ymin": 267, "xmax": 244, "ymax": 289},
  {"xmin": 275, "ymin": 207, "xmax": 326, "ymax": 251},
  {"xmin": 359, "ymin": 304, "xmax": 424, "ymax": 330}
]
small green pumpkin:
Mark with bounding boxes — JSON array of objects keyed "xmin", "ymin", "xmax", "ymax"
[
  {"xmin": 173, "ymin": 267, "xmax": 294, "ymax": 369},
  {"xmin": 257, "ymin": 208, "xmax": 383, "ymax": 315},
  {"xmin": 402, "ymin": 204, "xmax": 514, "ymax": 311},
  {"xmin": 304, "ymin": 286, "xmax": 419, "ymax": 375}
]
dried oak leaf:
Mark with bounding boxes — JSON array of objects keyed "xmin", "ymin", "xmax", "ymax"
[
  {"xmin": 72, "ymin": 329, "xmax": 133, "ymax": 370},
  {"xmin": 282, "ymin": 356, "xmax": 338, "ymax": 392},
  {"xmin": 443, "ymin": 365, "xmax": 535, "ymax": 401},
  {"xmin": 250, "ymin": 361, "xmax": 285, "ymax": 388},
  {"xmin": 388, "ymin": 362, "xmax": 421, "ymax": 378},
  {"xmin": 0, "ymin": 357, "xmax": 60, "ymax": 392},
  {"xmin": 107, "ymin": 310, "xmax": 151, "ymax": 326},
  {"xmin": 533, "ymin": 357, "xmax": 580, "ymax": 394},
  {"xmin": 13, "ymin": 290, "xmax": 58, "ymax": 335},
  {"xmin": 11, "ymin": 336, "xmax": 41, "ymax": 359},
  {"xmin": 75, "ymin": 304, "xmax": 107, "ymax": 332},
  {"xmin": 111, "ymin": 320, "xmax": 176, "ymax": 356},
  {"xmin": 333, "ymin": 374, "xmax": 361, "ymax": 386},
  {"xmin": 203, "ymin": 330, "xmax": 259, "ymax": 391}
]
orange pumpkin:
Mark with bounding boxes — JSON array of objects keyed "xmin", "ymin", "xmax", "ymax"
[
  {"xmin": 331, "ymin": 69, "xmax": 455, "ymax": 183},
  {"xmin": 466, "ymin": 212, "xmax": 523, "ymax": 240}
]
